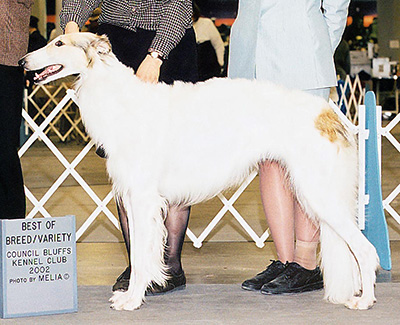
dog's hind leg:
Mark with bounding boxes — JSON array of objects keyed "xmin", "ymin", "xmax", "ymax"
[
  {"xmin": 343, "ymin": 236, "xmax": 379, "ymax": 310},
  {"xmin": 290, "ymin": 138, "xmax": 378, "ymax": 309},
  {"xmin": 321, "ymin": 213, "xmax": 378, "ymax": 309},
  {"xmin": 110, "ymin": 191, "xmax": 168, "ymax": 310},
  {"xmin": 319, "ymin": 216, "xmax": 378, "ymax": 309},
  {"xmin": 295, "ymin": 168, "xmax": 378, "ymax": 309},
  {"xmin": 319, "ymin": 220, "xmax": 360, "ymax": 303}
]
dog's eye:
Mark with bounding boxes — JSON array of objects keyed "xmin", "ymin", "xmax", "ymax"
[{"xmin": 55, "ymin": 40, "xmax": 64, "ymax": 47}]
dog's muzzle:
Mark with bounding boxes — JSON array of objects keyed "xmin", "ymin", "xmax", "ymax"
[{"xmin": 18, "ymin": 56, "xmax": 64, "ymax": 83}]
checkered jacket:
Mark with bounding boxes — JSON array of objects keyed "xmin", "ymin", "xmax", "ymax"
[{"xmin": 60, "ymin": 0, "xmax": 193, "ymax": 58}]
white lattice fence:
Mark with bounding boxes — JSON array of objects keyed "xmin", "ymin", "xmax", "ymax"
[
  {"xmin": 337, "ymin": 74, "xmax": 365, "ymax": 124},
  {"xmin": 26, "ymin": 82, "xmax": 90, "ymax": 142},
  {"xmin": 21, "ymin": 88, "xmax": 118, "ymax": 240},
  {"xmin": 380, "ymin": 112, "xmax": 400, "ymax": 225},
  {"xmin": 20, "ymin": 78, "xmax": 399, "ymax": 246}
]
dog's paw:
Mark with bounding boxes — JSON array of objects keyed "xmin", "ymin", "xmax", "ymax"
[
  {"xmin": 110, "ymin": 291, "xmax": 143, "ymax": 311},
  {"xmin": 109, "ymin": 290, "xmax": 125, "ymax": 303},
  {"xmin": 345, "ymin": 296, "xmax": 376, "ymax": 310}
]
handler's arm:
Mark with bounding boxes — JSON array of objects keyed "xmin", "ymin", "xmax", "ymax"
[
  {"xmin": 322, "ymin": 0, "xmax": 350, "ymax": 51},
  {"xmin": 207, "ymin": 19, "xmax": 225, "ymax": 67},
  {"xmin": 60, "ymin": 0, "xmax": 102, "ymax": 33},
  {"xmin": 65, "ymin": 22, "xmax": 79, "ymax": 34},
  {"xmin": 136, "ymin": 0, "xmax": 192, "ymax": 83}
]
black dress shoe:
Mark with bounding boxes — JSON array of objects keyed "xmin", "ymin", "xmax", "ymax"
[
  {"xmin": 112, "ymin": 266, "xmax": 130, "ymax": 292},
  {"xmin": 95, "ymin": 145, "xmax": 107, "ymax": 158},
  {"xmin": 241, "ymin": 260, "xmax": 286, "ymax": 291},
  {"xmin": 112, "ymin": 266, "xmax": 186, "ymax": 295},
  {"xmin": 145, "ymin": 271, "xmax": 186, "ymax": 296},
  {"xmin": 260, "ymin": 262, "xmax": 323, "ymax": 295}
]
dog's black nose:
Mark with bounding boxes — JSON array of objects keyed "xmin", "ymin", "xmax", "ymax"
[{"xmin": 18, "ymin": 58, "xmax": 26, "ymax": 68}]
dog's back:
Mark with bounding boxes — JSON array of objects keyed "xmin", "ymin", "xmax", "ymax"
[{"xmin": 154, "ymin": 78, "xmax": 341, "ymax": 204}]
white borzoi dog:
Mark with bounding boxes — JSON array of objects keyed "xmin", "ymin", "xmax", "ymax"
[{"xmin": 20, "ymin": 33, "xmax": 379, "ymax": 311}]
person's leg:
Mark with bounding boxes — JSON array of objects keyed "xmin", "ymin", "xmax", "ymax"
[
  {"xmin": 290, "ymin": 87, "xmax": 329, "ymax": 270},
  {"xmin": 164, "ymin": 205, "xmax": 190, "ymax": 275},
  {"xmin": 259, "ymin": 161, "xmax": 295, "ymax": 263},
  {"xmin": 259, "ymin": 177, "xmax": 323, "ymax": 295},
  {"xmin": 117, "ymin": 197, "xmax": 130, "ymax": 254},
  {"xmin": 111, "ymin": 199, "xmax": 131, "ymax": 292},
  {"xmin": 258, "ymin": 88, "xmax": 330, "ymax": 294},
  {"xmin": 0, "ymin": 65, "xmax": 26, "ymax": 219},
  {"xmin": 241, "ymin": 161, "xmax": 294, "ymax": 290},
  {"xmin": 244, "ymin": 160, "xmax": 322, "ymax": 293},
  {"xmin": 117, "ymin": 201, "xmax": 190, "ymax": 274},
  {"xmin": 260, "ymin": 162, "xmax": 320, "ymax": 270},
  {"xmin": 144, "ymin": 205, "xmax": 190, "ymax": 295},
  {"xmin": 112, "ymin": 200, "xmax": 189, "ymax": 292},
  {"xmin": 293, "ymin": 202, "xmax": 319, "ymax": 270}
]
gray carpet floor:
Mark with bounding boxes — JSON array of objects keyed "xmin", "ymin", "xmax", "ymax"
[{"xmin": 2, "ymin": 283, "xmax": 400, "ymax": 324}]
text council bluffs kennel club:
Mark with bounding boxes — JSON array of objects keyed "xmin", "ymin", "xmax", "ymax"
[{"xmin": 4, "ymin": 219, "xmax": 74, "ymax": 284}]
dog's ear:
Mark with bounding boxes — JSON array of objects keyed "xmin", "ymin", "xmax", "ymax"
[{"xmin": 91, "ymin": 35, "xmax": 112, "ymax": 55}]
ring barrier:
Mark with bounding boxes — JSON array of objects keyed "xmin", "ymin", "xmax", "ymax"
[
  {"xmin": 21, "ymin": 86, "xmax": 119, "ymax": 241},
  {"xmin": 361, "ymin": 92, "xmax": 391, "ymax": 270},
  {"xmin": 337, "ymin": 74, "xmax": 365, "ymax": 124},
  {"xmin": 25, "ymin": 82, "xmax": 90, "ymax": 143},
  {"xmin": 19, "ymin": 79, "xmax": 399, "ymax": 251}
]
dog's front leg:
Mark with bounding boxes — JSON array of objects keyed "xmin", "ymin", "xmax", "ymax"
[{"xmin": 110, "ymin": 192, "xmax": 168, "ymax": 310}]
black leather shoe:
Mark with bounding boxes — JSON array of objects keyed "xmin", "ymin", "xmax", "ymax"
[
  {"xmin": 112, "ymin": 266, "xmax": 130, "ymax": 292},
  {"xmin": 146, "ymin": 271, "xmax": 186, "ymax": 296},
  {"xmin": 95, "ymin": 145, "xmax": 107, "ymax": 158},
  {"xmin": 241, "ymin": 260, "xmax": 286, "ymax": 291},
  {"xmin": 112, "ymin": 267, "xmax": 186, "ymax": 295},
  {"xmin": 260, "ymin": 262, "xmax": 323, "ymax": 295}
]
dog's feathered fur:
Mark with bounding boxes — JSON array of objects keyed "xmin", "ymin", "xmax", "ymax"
[{"xmin": 20, "ymin": 33, "xmax": 379, "ymax": 310}]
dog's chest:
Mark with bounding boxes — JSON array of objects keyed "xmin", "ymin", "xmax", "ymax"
[{"xmin": 75, "ymin": 87, "xmax": 117, "ymax": 141}]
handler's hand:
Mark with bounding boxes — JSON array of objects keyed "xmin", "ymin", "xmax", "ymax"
[
  {"xmin": 136, "ymin": 55, "xmax": 163, "ymax": 84},
  {"xmin": 65, "ymin": 21, "xmax": 79, "ymax": 34}
]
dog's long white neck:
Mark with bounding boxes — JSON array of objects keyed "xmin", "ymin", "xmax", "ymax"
[
  {"xmin": 75, "ymin": 53, "xmax": 137, "ymax": 93},
  {"xmin": 72, "ymin": 52, "xmax": 168, "ymax": 171},
  {"xmin": 73, "ymin": 55, "xmax": 136, "ymax": 148}
]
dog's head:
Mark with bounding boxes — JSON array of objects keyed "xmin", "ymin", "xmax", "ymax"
[{"xmin": 19, "ymin": 32, "xmax": 112, "ymax": 84}]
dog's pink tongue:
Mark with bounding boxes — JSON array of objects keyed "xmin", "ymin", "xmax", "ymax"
[{"xmin": 34, "ymin": 65, "xmax": 62, "ymax": 81}]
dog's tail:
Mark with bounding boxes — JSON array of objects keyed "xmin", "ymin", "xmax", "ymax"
[
  {"xmin": 317, "ymin": 127, "xmax": 362, "ymax": 303},
  {"xmin": 319, "ymin": 221, "xmax": 361, "ymax": 303},
  {"xmin": 310, "ymin": 114, "xmax": 362, "ymax": 303}
]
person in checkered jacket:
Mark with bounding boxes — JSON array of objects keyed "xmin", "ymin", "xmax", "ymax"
[{"xmin": 60, "ymin": 0, "xmax": 198, "ymax": 294}]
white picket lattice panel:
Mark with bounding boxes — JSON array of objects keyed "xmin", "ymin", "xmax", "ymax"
[
  {"xmin": 380, "ymin": 112, "xmax": 400, "ymax": 225},
  {"xmin": 26, "ymin": 82, "xmax": 90, "ymax": 142},
  {"xmin": 21, "ymin": 87, "xmax": 118, "ymax": 240},
  {"xmin": 337, "ymin": 74, "xmax": 365, "ymax": 124}
]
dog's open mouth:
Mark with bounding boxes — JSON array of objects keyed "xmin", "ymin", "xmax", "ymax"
[{"xmin": 33, "ymin": 64, "xmax": 64, "ymax": 82}]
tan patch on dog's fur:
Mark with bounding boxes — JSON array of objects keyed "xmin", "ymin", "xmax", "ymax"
[{"xmin": 315, "ymin": 108, "xmax": 350, "ymax": 146}]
